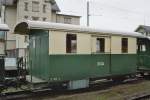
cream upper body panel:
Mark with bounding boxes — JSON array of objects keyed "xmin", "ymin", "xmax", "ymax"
[
  {"xmin": 49, "ymin": 31, "xmax": 92, "ymax": 55},
  {"xmin": 128, "ymin": 37, "xmax": 137, "ymax": 54},
  {"xmin": 111, "ymin": 36, "xmax": 137, "ymax": 54},
  {"xmin": 49, "ymin": 30, "xmax": 137, "ymax": 55},
  {"xmin": 111, "ymin": 36, "xmax": 122, "ymax": 54},
  {"xmin": 49, "ymin": 31, "xmax": 66, "ymax": 54},
  {"xmin": 77, "ymin": 33, "xmax": 91, "ymax": 54}
]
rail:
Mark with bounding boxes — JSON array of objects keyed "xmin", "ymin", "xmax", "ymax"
[
  {"xmin": 0, "ymin": 77, "xmax": 146, "ymax": 100},
  {"xmin": 130, "ymin": 92, "xmax": 150, "ymax": 100}
]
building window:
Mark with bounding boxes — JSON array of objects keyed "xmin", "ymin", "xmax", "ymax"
[
  {"xmin": 43, "ymin": 17, "xmax": 47, "ymax": 21},
  {"xmin": 24, "ymin": 36, "xmax": 29, "ymax": 43},
  {"xmin": 96, "ymin": 38, "xmax": 105, "ymax": 53},
  {"xmin": 32, "ymin": 1, "xmax": 39, "ymax": 12},
  {"xmin": 66, "ymin": 34, "xmax": 77, "ymax": 53},
  {"xmin": 43, "ymin": 4, "xmax": 46, "ymax": 13},
  {"xmin": 148, "ymin": 32, "xmax": 150, "ymax": 36},
  {"xmin": 64, "ymin": 17, "xmax": 72, "ymax": 24},
  {"xmin": 6, "ymin": 50, "xmax": 17, "ymax": 58},
  {"xmin": 24, "ymin": 16, "xmax": 28, "ymax": 19},
  {"xmin": 24, "ymin": 2, "xmax": 28, "ymax": 11},
  {"xmin": 32, "ymin": 17, "xmax": 39, "ymax": 21},
  {"xmin": 122, "ymin": 38, "xmax": 128, "ymax": 53}
]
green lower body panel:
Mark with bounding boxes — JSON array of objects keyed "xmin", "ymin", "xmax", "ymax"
[
  {"xmin": 111, "ymin": 54, "xmax": 137, "ymax": 75},
  {"xmin": 48, "ymin": 54, "xmax": 110, "ymax": 82},
  {"xmin": 138, "ymin": 55, "xmax": 150, "ymax": 71},
  {"xmin": 30, "ymin": 54, "xmax": 137, "ymax": 83},
  {"xmin": 0, "ymin": 57, "xmax": 4, "ymax": 82}
]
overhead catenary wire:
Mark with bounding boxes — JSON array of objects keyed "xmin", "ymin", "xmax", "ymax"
[{"xmin": 86, "ymin": 1, "xmax": 150, "ymax": 26}]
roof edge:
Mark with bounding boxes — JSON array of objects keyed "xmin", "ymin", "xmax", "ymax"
[
  {"xmin": 0, "ymin": 24, "xmax": 9, "ymax": 31},
  {"xmin": 56, "ymin": 13, "xmax": 81, "ymax": 17},
  {"xmin": 14, "ymin": 20, "xmax": 145, "ymax": 38}
]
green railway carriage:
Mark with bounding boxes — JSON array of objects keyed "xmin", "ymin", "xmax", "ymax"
[
  {"xmin": 137, "ymin": 37, "xmax": 150, "ymax": 74},
  {"xmin": 14, "ymin": 20, "xmax": 144, "ymax": 89},
  {"xmin": 0, "ymin": 24, "xmax": 9, "ymax": 83}
]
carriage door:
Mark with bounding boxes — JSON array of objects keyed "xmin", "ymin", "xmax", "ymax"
[
  {"xmin": 29, "ymin": 30, "xmax": 49, "ymax": 80},
  {"xmin": 137, "ymin": 38, "xmax": 150, "ymax": 70},
  {"xmin": 91, "ymin": 36, "xmax": 111, "ymax": 76},
  {"xmin": 29, "ymin": 35, "xmax": 36, "ymax": 79}
]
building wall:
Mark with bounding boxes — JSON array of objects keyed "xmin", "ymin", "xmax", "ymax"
[
  {"xmin": 2, "ymin": 0, "xmax": 81, "ymax": 57},
  {"xmin": 4, "ymin": 6, "xmax": 17, "ymax": 41},
  {"xmin": 1, "ymin": 6, "xmax": 17, "ymax": 51},
  {"xmin": 56, "ymin": 14, "xmax": 80, "ymax": 25},
  {"xmin": 51, "ymin": 12, "xmax": 57, "ymax": 22},
  {"xmin": 16, "ymin": 0, "xmax": 52, "ymax": 22}
]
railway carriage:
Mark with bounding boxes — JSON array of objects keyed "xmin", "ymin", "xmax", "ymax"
[
  {"xmin": 0, "ymin": 24, "xmax": 9, "ymax": 89},
  {"xmin": 137, "ymin": 37, "xmax": 150, "ymax": 75},
  {"xmin": 14, "ymin": 20, "xmax": 145, "ymax": 89}
]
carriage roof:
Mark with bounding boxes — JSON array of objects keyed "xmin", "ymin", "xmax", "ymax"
[
  {"xmin": 0, "ymin": 24, "xmax": 9, "ymax": 31},
  {"xmin": 14, "ymin": 20, "xmax": 144, "ymax": 38}
]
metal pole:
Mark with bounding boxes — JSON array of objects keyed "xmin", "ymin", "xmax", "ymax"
[
  {"xmin": 87, "ymin": 1, "xmax": 89, "ymax": 26},
  {"xmin": 144, "ymin": 15, "xmax": 146, "ymax": 25}
]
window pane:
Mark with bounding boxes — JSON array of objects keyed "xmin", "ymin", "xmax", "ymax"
[
  {"xmin": 142, "ymin": 45, "xmax": 146, "ymax": 52},
  {"xmin": 64, "ymin": 17, "xmax": 72, "ymax": 24},
  {"xmin": 24, "ymin": 2, "xmax": 28, "ymax": 11},
  {"xmin": 32, "ymin": 17, "xmax": 39, "ymax": 21},
  {"xmin": 0, "ymin": 31, "xmax": 5, "ymax": 39},
  {"xmin": 122, "ymin": 38, "xmax": 128, "ymax": 53},
  {"xmin": 66, "ymin": 34, "xmax": 77, "ymax": 53},
  {"xmin": 43, "ymin": 4, "xmax": 46, "ymax": 13},
  {"xmin": 96, "ymin": 38, "xmax": 105, "ymax": 53},
  {"xmin": 32, "ymin": 1, "xmax": 39, "ymax": 12},
  {"xmin": 139, "ymin": 44, "xmax": 146, "ymax": 52}
]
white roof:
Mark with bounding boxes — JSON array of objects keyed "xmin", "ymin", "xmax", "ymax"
[
  {"xmin": 147, "ymin": 36, "xmax": 150, "ymax": 40},
  {"xmin": 0, "ymin": 23, "xmax": 9, "ymax": 31},
  {"xmin": 14, "ymin": 20, "xmax": 145, "ymax": 38}
]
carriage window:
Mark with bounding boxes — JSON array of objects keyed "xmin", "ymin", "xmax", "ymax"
[
  {"xmin": 139, "ymin": 45, "xmax": 146, "ymax": 52},
  {"xmin": 66, "ymin": 34, "xmax": 77, "ymax": 53},
  {"xmin": 122, "ymin": 38, "xmax": 128, "ymax": 53},
  {"xmin": 96, "ymin": 38, "xmax": 105, "ymax": 53}
]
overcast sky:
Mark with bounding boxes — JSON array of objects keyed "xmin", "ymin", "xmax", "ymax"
[{"xmin": 56, "ymin": 0, "xmax": 150, "ymax": 31}]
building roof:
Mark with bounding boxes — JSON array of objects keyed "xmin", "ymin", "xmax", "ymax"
[
  {"xmin": 0, "ymin": 24, "xmax": 9, "ymax": 31},
  {"xmin": 14, "ymin": 20, "xmax": 145, "ymax": 38},
  {"xmin": 52, "ymin": 3, "xmax": 60, "ymax": 12},
  {"xmin": 56, "ymin": 13, "xmax": 81, "ymax": 17},
  {"xmin": 135, "ymin": 25, "xmax": 150, "ymax": 32}
]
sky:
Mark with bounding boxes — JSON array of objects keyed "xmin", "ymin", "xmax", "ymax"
[{"xmin": 56, "ymin": 0, "xmax": 150, "ymax": 31}]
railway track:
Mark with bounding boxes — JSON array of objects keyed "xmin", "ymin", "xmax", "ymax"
[
  {"xmin": 128, "ymin": 92, "xmax": 150, "ymax": 100},
  {"xmin": 0, "ymin": 77, "xmax": 149, "ymax": 100},
  {"xmin": 133, "ymin": 94, "xmax": 150, "ymax": 100}
]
